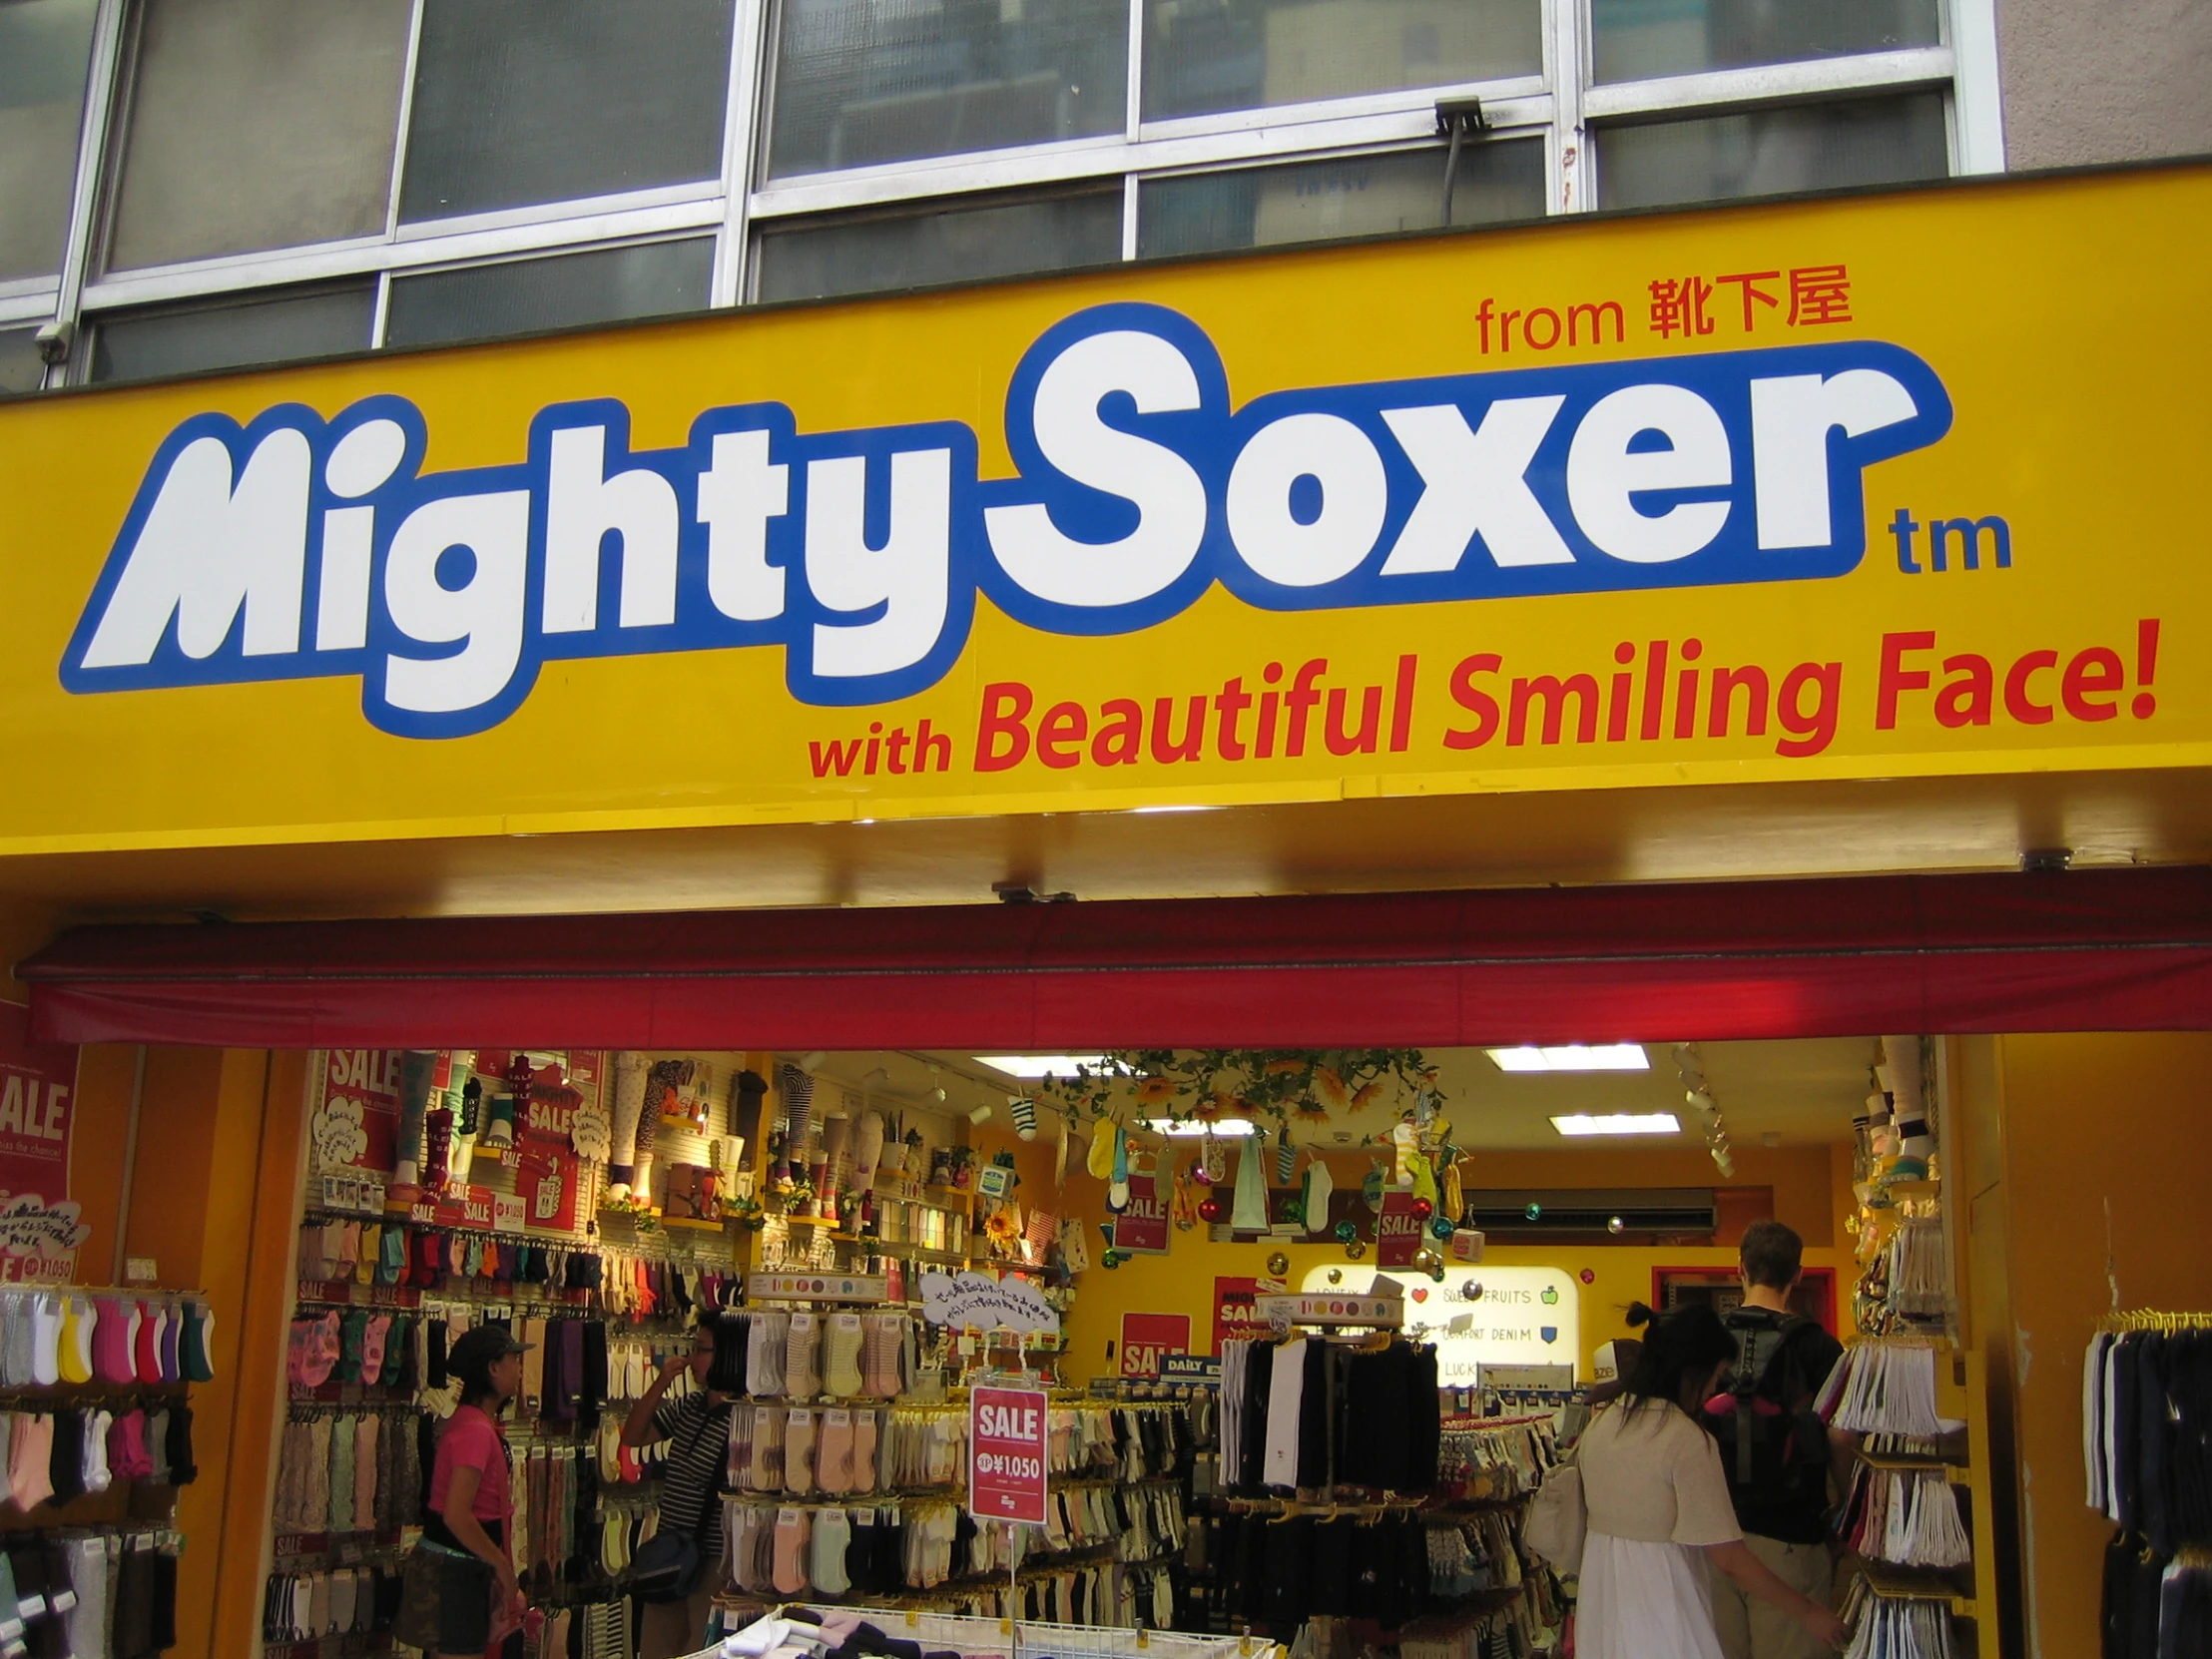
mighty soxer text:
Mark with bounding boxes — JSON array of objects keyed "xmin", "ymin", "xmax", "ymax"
[{"xmin": 61, "ymin": 302, "xmax": 1951, "ymax": 739}]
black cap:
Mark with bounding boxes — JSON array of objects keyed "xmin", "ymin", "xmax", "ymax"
[{"xmin": 449, "ymin": 1326, "xmax": 534, "ymax": 1372}]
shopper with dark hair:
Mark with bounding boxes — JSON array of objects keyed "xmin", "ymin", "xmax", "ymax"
[
  {"xmin": 1707, "ymin": 1221, "xmax": 1850, "ymax": 1659},
  {"xmin": 1572, "ymin": 1303, "xmax": 1846, "ymax": 1659},
  {"xmin": 623, "ymin": 1322, "xmax": 737, "ymax": 1658},
  {"xmin": 410, "ymin": 1325, "xmax": 530, "ymax": 1659}
]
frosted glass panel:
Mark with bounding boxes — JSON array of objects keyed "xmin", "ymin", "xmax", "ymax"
[
  {"xmin": 1139, "ymin": 140, "xmax": 1542, "ymax": 258},
  {"xmin": 756, "ymin": 190, "xmax": 1121, "ymax": 302},
  {"xmin": 91, "ymin": 283, "xmax": 374, "ymax": 383},
  {"xmin": 1593, "ymin": 0, "xmax": 1940, "ymax": 85},
  {"xmin": 1144, "ymin": 0, "xmax": 1540, "ymax": 122},
  {"xmin": 107, "ymin": 0, "xmax": 411, "ymax": 271},
  {"xmin": 1597, "ymin": 94, "xmax": 1948, "ymax": 210},
  {"xmin": 0, "ymin": 328, "xmax": 45, "ymax": 393},
  {"xmin": 0, "ymin": 0, "xmax": 97, "ymax": 280},
  {"xmin": 769, "ymin": 0, "xmax": 1126, "ymax": 180},
  {"xmin": 384, "ymin": 239, "xmax": 714, "ymax": 349},
  {"xmin": 400, "ymin": 0, "xmax": 734, "ymax": 223}
]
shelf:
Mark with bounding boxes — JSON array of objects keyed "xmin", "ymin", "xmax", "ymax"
[{"xmin": 659, "ymin": 1216, "xmax": 729, "ymax": 1233}]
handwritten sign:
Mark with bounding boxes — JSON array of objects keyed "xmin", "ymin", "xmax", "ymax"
[
  {"xmin": 919, "ymin": 1270, "xmax": 1059, "ymax": 1334},
  {"xmin": 0, "ymin": 1003, "xmax": 86, "ymax": 1281}
]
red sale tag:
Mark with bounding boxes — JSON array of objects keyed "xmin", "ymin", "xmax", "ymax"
[
  {"xmin": 1118, "ymin": 1312, "xmax": 1191, "ymax": 1379},
  {"xmin": 969, "ymin": 1384, "xmax": 1050, "ymax": 1526}
]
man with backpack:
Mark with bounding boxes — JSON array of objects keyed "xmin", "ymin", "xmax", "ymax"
[{"xmin": 1703, "ymin": 1221, "xmax": 1850, "ymax": 1659}]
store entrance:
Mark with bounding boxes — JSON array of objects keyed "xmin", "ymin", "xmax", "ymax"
[{"xmin": 261, "ymin": 1031, "xmax": 1981, "ymax": 1659}]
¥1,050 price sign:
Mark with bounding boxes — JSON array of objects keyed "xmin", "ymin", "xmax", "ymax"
[{"xmin": 969, "ymin": 1384, "xmax": 1049, "ymax": 1526}]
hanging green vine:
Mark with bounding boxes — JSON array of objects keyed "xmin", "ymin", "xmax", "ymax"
[{"xmin": 1029, "ymin": 1048, "xmax": 1438, "ymax": 1137}]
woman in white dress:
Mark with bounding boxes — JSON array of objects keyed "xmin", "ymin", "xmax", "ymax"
[{"xmin": 1574, "ymin": 1303, "xmax": 1848, "ymax": 1659}]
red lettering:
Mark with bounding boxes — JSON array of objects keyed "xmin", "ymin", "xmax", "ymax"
[
  {"xmin": 974, "ymin": 682, "xmax": 1032, "ymax": 772},
  {"xmin": 1877, "ymin": 631, "xmax": 1936, "ymax": 730},
  {"xmin": 2002, "ymin": 650, "xmax": 2057, "ymax": 725},
  {"xmin": 2062, "ymin": 647, "xmax": 2123, "ymax": 722},
  {"xmin": 1445, "ymin": 654, "xmax": 1502, "ymax": 749},
  {"xmin": 1935, "ymin": 654, "xmax": 1992, "ymax": 728},
  {"xmin": 1036, "ymin": 701, "xmax": 1087, "ymax": 769}
]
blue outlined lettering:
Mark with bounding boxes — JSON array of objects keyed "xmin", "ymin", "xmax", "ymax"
[{"xmin": 60, "ymin": 302, "xmax": 1950, "ymax": 739}]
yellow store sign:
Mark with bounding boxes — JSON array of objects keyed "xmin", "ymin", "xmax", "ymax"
[{"xmin": 2, "ymin": 165, "xmax": 2206, "ymax": 853}]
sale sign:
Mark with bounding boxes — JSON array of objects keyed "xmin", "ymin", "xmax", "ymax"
[
  {"xmin": 314, "ymin": 1049, "xmax": 402, "ymax": 1174},
  {"xmin": 969, "ymin": 1384, "xmax": 1050, "ymax": 1525},
  {"xmin": 1119, "ymin": 1312, "xmax": 1192, "ymax": 1379},
  {"xmin": 0, "ymin": 1002, "xmax": 87, "ymax": 1281},
  {"xmin": 1111, "ymin": 1173, "xmax": 1170, "ymax": 1254},
  {"xmin": 1213, "ymin": 1276, "xmax": 1274, "ymax": 1351},
  {"xmin": 1377, "ymin": 1191, "xmax": 1424, "ymax": 1267}
]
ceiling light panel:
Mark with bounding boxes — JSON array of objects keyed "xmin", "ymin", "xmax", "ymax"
[
  {"xmin": 1488, "ymin": 1044, "xmax": 1651, "ymax": 1073},
  {"xmin": 1549, "ymin": 1113, "xmax": 1682, "ymax": 1137}
]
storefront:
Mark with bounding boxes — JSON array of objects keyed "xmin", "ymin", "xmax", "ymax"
[{"xmin": 0, "ymin": 160, "xmax": 2208, "ymax": 1659}]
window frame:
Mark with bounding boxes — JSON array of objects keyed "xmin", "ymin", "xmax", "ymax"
[{"xmin": 7, "ymin": 0, "xmax": 2002, "ymax": 392}]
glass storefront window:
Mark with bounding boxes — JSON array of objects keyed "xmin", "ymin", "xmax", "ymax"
[
  {"xmin": 399, "ymin": 0, "xmax": 735, "ymax": 224},
  {"xmin": 1143, "ymin": 0, "xmax": 1540, "ymax": 123},
  {"xmin": 0, "ymin": 0, "xmax": 97, "ymax": 281},
  {"xmin": 1138, "ymin": 139, "xmax": 1543, "ymax": 259},
  {"xmin": 1595, "ymin": 93, "xmax": 1948, "ymax": 210},
  {"xmin": 767, "ymin": 0, "xmax": 1127, "ymax": 181},
  {"xmin": 1592, "ymin": 0, "xmax": 1941, "ymax": 86},
  {"xmin": 105, "ymin": 0, "xmax": 412, "ymax": 272},
  {"xmin": 755, "ymin": 188, "xmax": 1122, "ymax": 303},
  {"xmin": 384, "ymin": 238, "xmax": 715, "ymax": 349},
  {"xmin": 89, "ymin": 282, "xmax": 375, "ymax": 383}
]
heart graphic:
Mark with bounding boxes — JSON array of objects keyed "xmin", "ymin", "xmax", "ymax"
[
  {"xmin": 1540, "ymin": 1326, "xmax": 1558, "ymax": 1344},
  {"xmin": 1541, "ymin": 1287, "xmax": 1559, "ymax": 1306},
  {"xmin": 1411, "ymin": 1288, "xmax": 1428, "ymax": 1302}
]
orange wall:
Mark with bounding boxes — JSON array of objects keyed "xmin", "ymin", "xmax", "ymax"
[
  {"xmin": 1984, "ymin": 1032, "xmax": 2212, "ymax": 1659},
  {"xmin": 53, "ymin": 1043, "xmax": 311, "ymax": 1659}
]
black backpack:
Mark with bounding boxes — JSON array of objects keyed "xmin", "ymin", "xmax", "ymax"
[{"xmin": 1705, "ymin": 1308, "xmax": 1830, "ymax": 1512}]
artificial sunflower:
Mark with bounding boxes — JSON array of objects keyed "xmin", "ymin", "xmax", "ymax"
[
  {"xmin": 983, "ymin": 1206, "xmax": 1022, "ymax": 1249},
  {"xmin": 1135, "ymin": 1076, "xmax": 1181, "ymax": 1106},
  {"xmin": 1314, "ymin": 1066, "xmax": 1349, "ymax": 1107}
]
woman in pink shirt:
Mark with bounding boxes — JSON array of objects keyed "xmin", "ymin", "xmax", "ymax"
[{"xmin": 426, "ymin": 1326, "xmax": 530, "ymax": 1656}]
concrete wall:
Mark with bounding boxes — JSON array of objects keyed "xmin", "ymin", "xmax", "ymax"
[{"xmin": 1997, "ymin": 0, "xmax": 2212, "ymax": 169}]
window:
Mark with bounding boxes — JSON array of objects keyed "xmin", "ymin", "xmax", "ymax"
[
  {"xmin": 90, "ymin": 282, "xmax": 374, "ymax": 383},
  {"xmin": 1591, "ymin": 0, "xmax": 1941, "ymax": 85},
  {"xmin": 384, "ymin": 239, "xmax": 715, "ymax": 349},
  {"xmin": 756, "ymin": 189, "xmax": 1122, "ymax": 303},
  {"xmin": 768, "ymin": 0, "xmax": 1126, "ymax": 180},
  {"xmin": 40, "ymin": 0, "xmax": 1980, "ymax": 380},
  {"xmin": 105, "ymin": 0, "xmax": 413, "ymax": 272},
  {"xmin": 1595, "ymin": 93, "xmax": 1949, "ymax": 210},
  {"xmin": 1142, "ymin": 0, "xmax": 1541, "ymax": 122},
  {"xmin": 1139, "ymin": 140, "xmax": 1544, "ymax": 259},
  {"xmin": 398, "ymin": 0, "xmax": 736, "ymax": 224},
  {"xmin": 0, "ymin": 0, "xmax": 98, "ymax": 281},
  {"xmin": 0, "ymin": 327, "xmax": 45, "ymax": 393}
]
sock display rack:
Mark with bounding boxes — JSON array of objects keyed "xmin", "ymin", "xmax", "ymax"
[
  {"xmin": 0, "ymin": 1282, "xmax": 205, "ymax": 1659},
  {"xmin": 272, "ymin": 1047, "xmax": 766, "ymax": 1659}
]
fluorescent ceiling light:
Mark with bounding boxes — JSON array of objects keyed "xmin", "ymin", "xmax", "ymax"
[
  {"xmin": 1145, "ymin": 1118, "xmax": 1259, "ymax": 1137},
  {"xmin": 1550, "ymin": 1113, "xmax": 1682, "ymax": 1137},
  {"xmin": 1488, "ymin": 1044, "xmax": 1650, "ymax": 1073},
  {"xmin": 974, "ymin": 1055, "xmax": 1117, "ymax": 1078}
]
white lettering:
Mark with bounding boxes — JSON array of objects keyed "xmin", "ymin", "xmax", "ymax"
[
  {"xmin": 383, "ymin": 491, "xmax": 530, "ymax": 715},
  {"xmin": 1380, "ymin": 397, "xmax": 1574, "ymax": 572},
  {"xmin": 1750, "ymin": 369, "xmax": 1919, "ymax": 550},
  {"xmin": 984, "ymin": 330, "xmax": 1208, "ymax": 608},
  {"xmin": 806, "ymin": 449, "xmax": 950, "ymax": 680},
  {"xmin": 80, "ymin": 429, "xmax": 309, "ymax": 667},
  {"xmin": 1566, "ymin": 384, "xmax": 1733, "ymax": 563},
  {"xmin": 1227, "ymin": 412, "xmax": 1387, "ymax": 588},
  {"xmin": 699, "ymin": 428, "xmax": 790, "ymax": 621},
  {"xmin": 542, "ymin": 425, "xmax": 680, "ymax": 633}
]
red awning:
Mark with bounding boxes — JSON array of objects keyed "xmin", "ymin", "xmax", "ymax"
[{"xmin": 19, "ymin": 866, "xmax": 2212, "ymax": 1048}]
